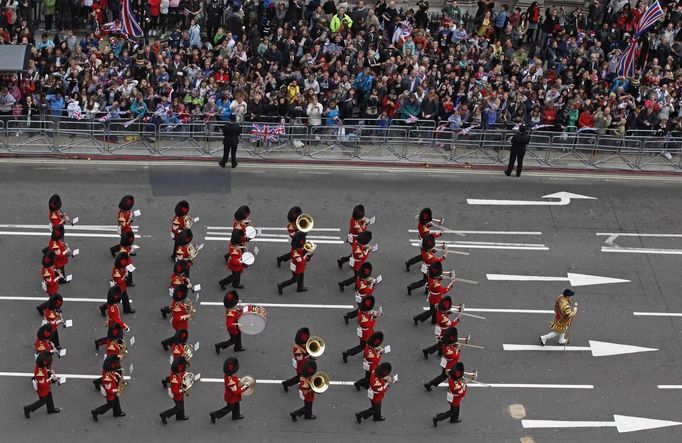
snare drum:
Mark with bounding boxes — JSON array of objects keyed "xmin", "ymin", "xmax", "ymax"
[
  {"xmin": 241, "ymin": 252, "xmax": 255, "ymax": 266},
  {"xmin": 245, "ymin": 226, "xmax": 258, "ymax": 240},
  {"xmin": 239, "ymin": 304, "xmax": 268, "ymax": 335}
]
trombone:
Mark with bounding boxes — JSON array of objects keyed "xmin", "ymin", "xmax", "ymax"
[
  {"xmin": 306, "ymin": 336, "xmax": 325, "ymax": 358},
  {"xmin": 310, "ymin": 372, "xmax": 330, "ymax": 394},
  {"xmin": 441, "ymin": 270, "xmax": 479, "ymax": 285}
]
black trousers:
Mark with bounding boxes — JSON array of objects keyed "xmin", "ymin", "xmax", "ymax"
[
  {"xmin": 406, "ymin": 254, "xmax": 422, "ymax": 268},
  {"xmin": 345, "ymin": 339, "xmax": 366, "ymax": 357},
  {"xmin": 357, "ymin": 401, "xmax": 382, "ymax": 421},
  {"xmin": 423, "ymin": 340, "xmax": 442, "ymax": 356},
  {"xmin": 434, "ymin": 404, "xmax": 460, "ymax": 423},
  {"xmin": 161, "ymin": 400, "xmax": 186, "ymax": 420},
  {"xmin": 216, "ymin": 331, "xmax": 242, "ymax": 351},
  {"xmin": 355, "ymin": 370, "xmax": 371, "ymax": 389},
  {"xmin": 25, "ymin": 392, "xmax": 57, "ymax": 413},
  {"xmin": 220, "ymin": 143, "xmax": 238, "ymax": 166},
  {"xmin": 50, "ymin": 329, "xmax": 61, "ymax": 348},
  {"xmin": 415, "ymin": 304, "xmax": 437, "ymax": 324},
  {"xmin": 219, "ymin": 271, "xmax": 241, "ymax": 288},
  {"xmin": 291, "ymin": 401, "xmax": 313, "ymax": 419},
  {"xmin": 280, "ymin": 273, "xmax": 304, "ymax": 291},
  {"xmin": 345, "ymin": 306, "xmax": 360, "ymax": 320},
  {"xmin": 100, "ymin": 292, "xmax": 132, "ymax": 314},
  {"xmin": 505, "ymin": 152, "xmax": 525, "ymax": 176},
  {"xmin": 338, "ymin": 254, "xmax": 351, "ymax": 264},
  {"xmin": 283, "ymin": 372, "xmax": 301, "ymax": 388},
  {"xmin": 407, "ymin": 274, "xmax": 428, "ymax": 292},
  {"xmin": 93, "ymin": 396, "xmax": 123, "ymax": 417},
  {"xmin": 426, "ymin": 369, "xmax": 448, "ymax": 388},
  {"xmin": 161, "ymin": 334, "xmax": 177, "ymax": 348},
  {"xmin": 339, "ymin": 270, "xmax": 358, "ymax": 288},
  {"xmin": 171, "ymin": 238, "xmax": 180, "ymax": 258},
  {"xmin": 277, "ymin": 251, "xmax": 292, "ymax": 263},
  {"xmin": 211, "ymin": 401, "xmax": 241, "ymax": 420}
]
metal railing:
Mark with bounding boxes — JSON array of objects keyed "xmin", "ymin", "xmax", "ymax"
[{"xmin": 0, "ymin": 117, "xmax": 680, "ymax": 172}]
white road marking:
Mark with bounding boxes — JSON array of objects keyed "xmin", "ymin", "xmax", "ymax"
[
  {"xmin": 467, "ymin": 192, "xmax": 597, "ymax": 206},
  {"xmin": 33, "ymin": 167, "xmax": 67, "ymax": 170},
  {"xmin": 0, "ymin": 224, "xmax": 139, "ymax": 232},
  {"xmin": 200, "ymin": 378, "xmax": 353, "ymax": 385},
  {"xmin": 0, "ymin": 372, "xmax": 131, "ymax": 380},
  {"xmin": 602, "ymin": 247, "xmax": 682, "ymax": 255},
  {"xmin": 297, "ymin": 171, "xmax": 330, "ymax": 175},
  {"xmin": 487, "ymin": 272, "xmax": 630, "ymax": 287},
  {"xmin": 409, "ymin": 230, "xmax": 543, "ymax": 235},
  {"xmin": 597, "ymin": 232, "xmax": 682, "ymax": 255},
  {"xmin": 246, "ymin": 233, "xmax": 342, "ymax": 240},
  {"xmin": 523, "ymin": 415, "xmax": 682, "ymax": 433},
  {"xmin": 451, "ymin": 383, "xmax": 594, "ymax": 389},
  {"xmin": 0, "ymin": 296, "xmax": 126, "ymax": 303},
  {"xmin": 206, "ymin": 226, "xmax": 341, "ymax": 232},
  {"xmin": 205, "ymin": 237, "xmax": 345, "ymax": 244},
  {"xmin": 424, "ymin": 307, "xmax": 554, "ymax": 314},
  {"xmin": 633, "ymin": 312, "xmax": 682, "ymax": 317},
  {"xmin": 597, "ymin": 233, "xmax": 682, "ymax": 238},
  {"xmin": 201, "ymin": 302, "xmax": 354, "ymax": 309},
  {"xmin": 0, "ymin": 231, "xmax": 134, "ymax": 239},
  {"xmin": 411, "ymin": 241, "xmax": 549, "ymax": 251},
  {"xmin": 504, "ymin": 341, "xmax": 658, "ymax": 357},
  {"xmin": 658, "ymin": 386, "xmax": 682, "ymax": 389}
]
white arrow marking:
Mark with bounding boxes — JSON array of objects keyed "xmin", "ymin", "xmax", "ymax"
[
  {"xmin": 486, "ymin": 272, "xmax": 630, "ymax": 287},
  {"xmin": 467, "ymin": 191, "xmax": 597, "ymax": 206},
  {"xmin": 523, "ymin": 415, "xmax": 682, "ymax": 433},
  {"xmin": 504, "ymin": 340, "xmax": 658, "ymax": 357}
]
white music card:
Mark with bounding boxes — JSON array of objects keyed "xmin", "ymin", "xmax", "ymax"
[
  {"xmin": 72, "ymin": 249, "xmax": 80, "ymax": 256},
  {"xmin": 59, "ymin": 349, "xmax": 67, "ymax": 357},
  {"xmin": 193, "ymin": 342, "xmax": 200, "ymax": 351},
  {"xmin": 65, "ymin": 274, "xmax": 73, "ymax": 282},
  {"xmin": 368, "ymin": 216, "xmax": 376, "ymax": 224},
  {"xmin": 71, "ymin": 217, "xmax": 79, "ymax": 225},
  {"xmin": 64, "ymin": 319, "xmax": 73, "ymax": 328},
  {"xmin": 133, "ymin": 210, "xmax": 142, "ymax": 217},
  {"xmin": 193, "ymin": 284, "xmax": 201, "ymax": 292},
  {"xmin": 375, "ymin": 275, "xmax": 383, "ymax": 284},
  {"xmin": 193, "ymin": 217, "xmax": 200, "ymax": 223},
  {"xmin": 58, "ymin": 376, "xmax": 67, "ymax": 384},
  {"xmin": 130, "ymin": 336, "xmax": 135, "ymax": 346},
  {"xmin": 126, "ymin": 264, "xmax": 136, "ymax": 272},
  {"xmin": 383, "ymin": 345, "xmax": 391, "ymax": 354}
]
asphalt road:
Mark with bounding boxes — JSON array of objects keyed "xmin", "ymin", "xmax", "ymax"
[{"xmin": 1, "ymin": 159, "xmax": 681, "ymax": 443}]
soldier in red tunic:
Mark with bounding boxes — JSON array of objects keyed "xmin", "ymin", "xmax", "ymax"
[
  {"xmin": 110, "ymin": 195, "xmax": 135, "ymax": 256},
  {"xmin": 48, "ymin": 194, "xmax": 72, "ymax": 226},
  {"xmin": 161, "ymin": 285, "xmax": 191, "ymax": 349},
  {"xmin": 424, "ymin": 327, "xmax": 461, "ymax": 391},
  {"xmin": 277, "ymin": 232, "xmax": 310, "ymax": 294},
  {"xmin": 354, "ymin": 331, "xmax": 385, "ymax": 390},
  {"xmin": 23, "ymin": 352, "xmax": 61, "ymax": 418},
  {"xmin": 100, "ymin": 287, "xmax": 129, "ymax": 331},
  {"xmin": 210, "ymin": 357, "xmax": 248, "ymax": 423},
  {"xmin": 162, "ymin": 260, "xmax": 192, "ymax": 319},
  {"xmin": 423, "ymin": 296, "xmax": 461, "ymax": 359},
  {"xmin": 414, "ymin": 262, "xmax": 453, "ymax": 325},
  {"xmin": 405, "ymin": 208, "xmax": 443, "ymax": 271},
  {"xmin": 160, "ymin": 357, "xmax": 190, "ymax": 424},
  {"xmin": 343, "ymin": 262, "xmax": 376, "ymax": 324},
  {"xmin": 94, "ymin": 323, "xmax": 126, "ymax": 390},
  {"xmin": 104, "ymin": 252, "xmax": 135, "ymax": 314},
  {"xmin": 355, "ymin": 362, "xmax": 393, "ymax": 422},
  {"xmin": 162, "ymin": 329, "xmax": 190, "ymax": 388},
  {"xmin": 35, "ymin": 324, "xmax": 56, "ymax": 357},
  {"xmin": 91, "ymin": 354, "xmax": 126, "ymax": 421},
  {"xmin": 219, "ymin": 230, "xmax": 247, "ymax": 290},
  {"xmin": 43, "ymin": 294, "xmax": 64, "ymax": 350},
  {"xmin": 214, "ymin": 290, "xmax": 245, "ymax": 353},
  {"xmin": 171, "ymin": 201, "xmax": 190, "ymax": 260},
  {"xmin": 343, "ymin": 295, "xmax": 380, "ymax": 363},
  {"xmin": 432, "ymin": 362, "xmax": 467, "ymax": 426},
  {"xmin": 337, "ymin": 204, "xmax": 370, "ymax": 268},
  {"xmin": 289, "ymin": 360, "xmax": 318, "ymax": 421},
  {"xmin": 37, "ymin": 251, "xmax": 60, "ymax": 315},
  {"xmin": 46, "ymin": 224, "xmax": 70, "ymax": 283},
  {"xmin": 338, "ymin": 231, "xmax": 373, "ymax": 291},
  {"xmin": 407, "ymin": 234, "xmax": 447, "ymax": 295},
  {"xmin": 277, "ymin": 206, "xmax": 302, "ymax": 267},
  {"xmin": 232, "ymin": 206, "xmax": 251, "ymax": 232},
  {"xmin": 282, "ymin": 327, "xmax": 311, "ymax": 392}
]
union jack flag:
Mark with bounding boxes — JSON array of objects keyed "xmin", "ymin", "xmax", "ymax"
[
  {"xmin": 120, "ymin": 0, "xmax": 143, "ymax": 38},
  {"xmin": 618, "ymin": 1, "xmax": 664, "ymax": 78},
  {"xmin": 250, "ymin": 124, "xmax": 285, "ymax": 143}
]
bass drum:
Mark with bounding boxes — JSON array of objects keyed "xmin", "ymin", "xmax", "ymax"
[
  {"xmin": 241, "ymin": 252, "xmax": 255, "ymax": 266},
  {"xmin": 245, "ymin": 226, "xmax": 258, "ymax": 240},
  {"xmin": 239, "ymin": 304, "xmax": 268, "ymax": 335}
]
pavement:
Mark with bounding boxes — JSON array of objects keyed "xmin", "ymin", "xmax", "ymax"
[{"xmin": 1, "ymin": 159, "xmax": 681, "ymax": 443}]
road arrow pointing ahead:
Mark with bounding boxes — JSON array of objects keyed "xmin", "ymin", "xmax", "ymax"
[
  {"xmin": 504, "ymin": 340, "xmax": 658, "ymax": 357},
  {"xmin": 523, "ymin": 414, "xmax": 682, "ymax": 433},
  {"xmin": 486, "ymin": 272, "xmax": 630, "ymax": 287},
  {"xmin": 467, "ymin": 191, "xmax": 597, "ymax": 206}
]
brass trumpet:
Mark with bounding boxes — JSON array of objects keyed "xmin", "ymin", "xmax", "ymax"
[
  {"xmin": 119, "ymin": 340, "xmax": 129, "ymax": 359},
  {"xmin": 305, "ymin": 336, "xmax": 325, "ymax": 358},
  {"xmin": 117, "ymin": 368, "xmax": 128, "ymax": 395},
  {"xmin": 239, "ymin": 375, "xmax": 256, "ymax": 396},
  {"xmin": 310, "ymin": 372, "xmax": 330, "ymax": 394},
  {"xmin": 296, "ymin": 214, "xmax": 314, "ymax": 233}
]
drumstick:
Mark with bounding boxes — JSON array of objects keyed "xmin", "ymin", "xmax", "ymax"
[{"xmin": 453, "ymin": 278, "xmax": 478, "ymax": 285}]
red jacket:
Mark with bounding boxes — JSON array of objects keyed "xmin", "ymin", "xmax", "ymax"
[
  {"xmin": 427, "ymin": 278, "xmax": 451, "ymax": 306},
  {"xmin": 171, "ymin": 215, "xmax": 187, "ymax": 239},
  {"xmin": 435, "ymin": 311, "xmax": 459, "ymax": 338},
  {"xmin": 170, "ymin": 343, "xmax": 185, "ymax": 360},
  {"xmin": 226, "ymin": 307, "xmax": 242, "ymax": 335},
  {"xmin": 169, "ymin": 372, "xmax": 185, "ymax": 401},
  {"xmin": 149, "ymin": 0, "xmax": 161, "ymax": 16},
  {"xmin": 49, "ymin": 210, "xmax": 65, "ymax": 226},
  {"xmin": 227, "ymin": 244, "xmax": 244, "ymax": 273},
  {"xmin": 106, "ymin": 304, "xmax": 128, "ymax": 330},
  {"xmin": 421, "ymin": 249, "xmax": 445, "ymax": 266},
  {"xmin": 368, "ymin": 373, "xmax": 389, "ymax": 404},
  {"xmin": 299, "ymin": 376, "xmax": 315, "ymax": 402},
  {"xmin": 35, "ymin": 338, "xmax": 52, "ymax": 354},
  {"xmin": 440, "ymin": 343, "xmax": 460, "ymax": 370},
  {"xmin": 233, "ymin": 220, "xmax": 248, "ymax": 232},
  {"xmin": 117, "ymin": 210, "xmax": 133, "ymax": 233},
  {"xmin": 417, "ymin": 222, "xmax": 441, "ymax": 239},
  {"xmin": 355, "ymin": 277, "xmax": 375, "ymax": 297},
  {"xmin": 290, "ymin": 248, "xmax": 308, "ymax": 275},
  {"xmin": 48, "ymin": 238, "xmax": 69, "ymax": 268},
  {"xmin": 42, "ymin": 265, "xmax": 59, "ymax": 295},
  {"xmin": 292, "ymin": 344, "xmax": 309, "ymax": 374},
  {"xmin": 106, "ymin": 339, "xmax": 123, "ymax": 357},
  {"xmin": 44, "ymin": 308, "xmax": 61, "ymax": 332},
  {"xmin": 170, "ymin": 271, "xmax": 188, "ymax": 290},
  {"xmin": 350, "ymin": 240, "xmax": 370, "ymax": 272},
  {"xmin": 174, "ymin": 245, "xmax": 194, "ymax": 265},
  {"xmin": 171, "ymin": 300, "xmax": 189, "ymax": 331},
  {"xmin": 101, "ymin": 370, "xmax": 119, "ymax": 401},
  {"xmin": 363, "ymin": 345, "xmax": 382, "ymax": 374},
  {"xmin": 348, "ymin": 216, "xmax": 366, "ymax": 238},
  {"xmin": 357, "ymin": 311, "xmax": 377, "ymax": 342},
  {"xmin": 112, "ymin": 265, "xmax": 128, "ymax": 293},
  {"xmin": 448, "ymin": 378, "xmax": 467, "ymax": 406},
  {"xmin": 224, "ymin": 374, "xmax": 247, "ymax": 404},
  {"xmin": 33, "ymin": 365, "xmax": 52, "ymax": 398},
  {"xmin": 286, "ymin": 222, "xmax": 298, "ymax": 239}
]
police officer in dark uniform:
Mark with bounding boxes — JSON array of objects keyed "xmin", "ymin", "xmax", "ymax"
[
  {"xmin": 504, "ymin": 124, "xmax": 531, "ymax": 177},
  {"xmin": 220, "ymin": 114, "xmax": 242, "ymax": 168}
]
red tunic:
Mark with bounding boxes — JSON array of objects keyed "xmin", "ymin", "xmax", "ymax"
[
  {"xmin": 101, "ymin": 370, "xmax": 118, "ymax": 401},
  {"xmin": 106, "ymin": 304, "xmax": 128, "ymax": 330},
  {"xmin": 170, "ymin": 343, "xmax": 185, "ymax": 360},
  {"xmin": 170, "ymin": 271, "xmax": 188, "ymax": 290},
  {"xmin": 421, "ymin": 249, "xmax": 445, "ymax": 266},
  {"xmin": 350, "ymin": 240, "xmax": 370, "ymax": 272},
  {"xmin": 417, "ymin": 222, "xmax": 441, "ymax": 239},
  {"xmin": 112, "ymin": 265, "xmax": 128, "ymax": 293},
  {"xmin": 357, "ymin": 311, "xmax": 377, "ymax": 342},
  {"xmin": 226, "ymin": 307, "xmax": 242, "ymax": 335},
  {"xmin": 440, "ymin": 343, "xmax": 461, "ymax": 370},
  {"xmin": 290, "ymin": 248, "xmax": 307, "ymax": 275},
  {"xmin": 105, "ymin": 339, "xmax": 123, "ymax": 357},
  {"xmin": 292, "ymin": 344, "xmax": 309, "ymax": 373},
  {"xmin": 355, "ymin": 277, "xmax": 375, "ymax": 297},
  {"xmin": 363, "ymin": 345, "xmax": 382, "ymax": 374},
  {"xmin": 232, "ymin": 220, "xmax": 248, "ymax": 232},
  {"xmin": 33, "ymin": 365, "xmax": 52, "ymax": 398},
  {"xmin": 117, "ymin": 210, "xmax": 133, "ymax": 233},
  {"xmin": 428, "ymin": 278, "xmax": 451, "ymax": 306},
  {"xmin": 171, "ymin": 215, "xmax": 187, "ymax": 239},
  {"xmin": 35, "ymin": 338, "xmax": 52, "ymax": 354},
  {"xmin": 286, "ymin": 222, "xmax": 298, "ymax": 239},
  {"xmin": 368, "ymin": 373, "xmax": 389, "ymax": 404},
  {"xmin": 348, "ymin": 216, "xmax": 366, "ymax": 237},
  {"xmin": 435, "ymin": 310, "xmax": 459, "ymax": 339},
  {"xmin": 171, "ymin": 300, "xmax": 189, "ymax": 331},
  {"xmin": 174, "ymin": 245, "xmax": 194, "ymax": 265},
  {"xmin": 42, "ymin": 265, "xmax": 59, "ymax": 295},
  {"xmin": 299, "ymin": 376, "xmax": 314, "ymax": 402},
  {"xmin": 49, "ymin": 210, "xmax": 66, "ymax": 226},
  {"xmin": 48, "ymin": 238, "xmax": 69, "ymax": 268},
  {"xmin": 169, "ymin": 372, "xmax": 185, "ymax": 401},
  {"xmin": 448, "ymin": 378, "xmax": 467, "ymax": 406},
  {"xmin": 224, "ymin": 375, "xmax": 247, "ymax": 404},
  {"xmin": 227, "ymin": 244, "xmax": 244, "ymax": 273},
  {"xmin": 44, "ymin": 308, "xmax": 60, "ymax": 333}
]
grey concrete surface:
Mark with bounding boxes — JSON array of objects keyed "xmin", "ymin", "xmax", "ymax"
[{"xmin": 0, "ymin": 160, "xmax": 681, "ymax": 443}]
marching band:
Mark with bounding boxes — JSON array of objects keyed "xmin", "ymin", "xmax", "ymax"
[{"xmin": 19, "ymin": 195, "xmax": 583, "ymax": 429}]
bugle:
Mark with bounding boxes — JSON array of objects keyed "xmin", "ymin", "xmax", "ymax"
[{"xmin": 310, "ymin": 372, "xmax": 330, "ymax": 394}]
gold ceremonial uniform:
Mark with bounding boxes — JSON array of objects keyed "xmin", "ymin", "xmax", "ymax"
[{"xmin": 550, "ymin": 295, "xmax": 576, "ymax": 333}]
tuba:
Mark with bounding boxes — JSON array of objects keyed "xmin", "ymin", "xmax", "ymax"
[
  {"xmin": 239, "ymin": 375, "xmax": 256, "ymax": 396},
  {"xmin": 296, "ymin": 214, "xmax": 314, "ymax": 233},
  {"xmin": 310, "ymin": 372, "xmax": 330, "ymax": 394},
  {"xmin": 181, "ymin": 372, "xmax": 197, "ymax": 392},
  {"xmin": 117, "ymin": 369, "xmax": 128, "ymax": 395},
  {"xmin": 303, "ymin": 241, "xmax": 317, "ymax": 254},
  {"xmin": 306, "ymin": 337, "xmax": 325, "ymax": 358}
]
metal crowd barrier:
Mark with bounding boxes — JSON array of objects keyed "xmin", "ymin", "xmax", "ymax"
[{"xmin": 1, "ymin": 118, "xmax": 680, "ymax": 172}]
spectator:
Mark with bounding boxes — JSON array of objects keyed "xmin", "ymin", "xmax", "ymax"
[{"xmin": 306, "ymin": 96, "xmax": 323, "ymax": 127}]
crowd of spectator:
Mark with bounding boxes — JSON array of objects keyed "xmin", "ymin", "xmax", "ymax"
[{"xmin": 0, "ymin": 0, "xmax": 680, "ymax": 139}]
